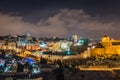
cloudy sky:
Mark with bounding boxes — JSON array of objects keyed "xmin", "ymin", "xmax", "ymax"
[{"xmin": 0, "ymin": 0, "xmax": 120, "ymax": 39}]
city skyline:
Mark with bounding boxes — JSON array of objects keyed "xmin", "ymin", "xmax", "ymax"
[{"xmin": 0, "ymin": 0, "xmax": 120, "ymax": 39}]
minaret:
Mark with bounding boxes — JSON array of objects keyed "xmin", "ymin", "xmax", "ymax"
[
  {"xmin": 26, "ymin": 33, "xmax": 32, "ymax": 41},
  {"xmin": 73, "ymin": 34, "xmax": 78, "ymax": 43}
]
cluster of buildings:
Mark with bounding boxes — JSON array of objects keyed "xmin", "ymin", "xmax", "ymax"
[
  {"xmin": 0, "ymin": 34, "xmax": 89, "ymax": 55},
  {"xmin": 2, "ymin": 34, "xmax": 120, "ymax": 61}
]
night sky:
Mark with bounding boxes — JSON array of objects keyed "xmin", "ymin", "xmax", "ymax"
[{"xmin": 0, "ymin": 0, "xmax": 120, "ymax": 39}]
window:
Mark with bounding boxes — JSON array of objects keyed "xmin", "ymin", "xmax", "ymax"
[{"xmin": 112, "ymin": 42, "xmax": 120, "ymax": 45}]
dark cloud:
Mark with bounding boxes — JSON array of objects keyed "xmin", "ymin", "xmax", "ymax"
[{"xmin": 0, "ymin": 9, "xmax": 119, "ymax": 38}]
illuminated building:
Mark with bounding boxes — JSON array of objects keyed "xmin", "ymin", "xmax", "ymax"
[
  {"xmin": 0, "ymin": 40, "xmax": 16, "ymax": 50},
  {"xmin": 91, "ymin": 35, "xmax": 120, "ymax": 58},
  {"xmin": 52, "ymin": 42, "xmax": 61, "ymax": 51},
  {"xmin": 60, "ymin": 40, "xmax": 71, "ymax": 51},
  {"xmin": 31, "ymin": 43, "xmax": 40, "ymax": 50},
  {"xmin": 7, "ymin": 42, "xmax": 16, "ymax": 50},
  {"xmin": 40, "ymin": 41, "xmax": 46, "ymax": 48},
  {"xmin": 17, "ymin": 50, "xmax": 41, "ymax": 62},
  {"xmin": 26, "ymin": 33, "xmax": 32, "ymax": 41},
  {"xmin": 26, "ymin": 44, "xmax": 31, "ymax": 50},
  {"xmin": 72, "ymin": 34, "xmax": 88, "ymax": 46},
  {"xmin": 0, "ymin": 40, "xmax": 6, "ymax": 49}
]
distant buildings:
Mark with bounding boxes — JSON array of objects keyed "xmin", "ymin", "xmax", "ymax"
[
  {"xmin": 0, "ymin": 34, "xmax": 89, "ymax": 55},
  {"xmin": 0, "ymin": 40, "xmax": 16, "ymax": 50}
]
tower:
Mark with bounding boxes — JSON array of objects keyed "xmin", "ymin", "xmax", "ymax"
[{"xmin": 73, "ymin": 34, "xmax": 78, "ymax": 43}]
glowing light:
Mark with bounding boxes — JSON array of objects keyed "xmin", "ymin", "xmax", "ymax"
[
  {"xmin": 22, "ymin": 41, "xmax": 26, "ymax": 46},
  {"xmin": 77, "ymin": 39, "xmax": 84, "ymax": 46},
  {"xmin": 31, "ymin": 64, "xmax": 41, "ymax": 74},
  {"xmin": 32, "ymin": 68, "xmax": 40, "ymax": 74},
  {"xmin": 40, "ymin": 42, "xmax": 46, "ymax": 48},
  {"xmin": 4, "ymin": 66, "xmax": 10, "ymax": 72},
  {"xmin": 66, "ymin": 51, "xmax": 71, "ymax": 55},
  {"xmin": 24, "ymin": 58, "xmax": 36, "ymax": 64},
  {"xmin": 60, "ymin": 41, "xmax": 71, "ymax": 51},
  {"xmin": 92, "ymin": 45, "xmax": 95, "ymax": 49}
]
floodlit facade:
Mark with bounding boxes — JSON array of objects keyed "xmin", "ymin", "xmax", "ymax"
[
  {"xmin": 0, "ymin": 40, "xmax": 16, "ymax": 50},
  {"xmin": 16, "ymin": 50, "xmax": 41, "ymax": 62},
  {"xmin": 91, "ymin": 35, "xmax": 120, "ymax": 58}
]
